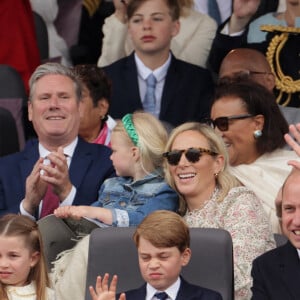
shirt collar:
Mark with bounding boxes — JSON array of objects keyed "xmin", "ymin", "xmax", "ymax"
[
  {"xmin": 297, "ymin": 248, "xmax": 300, "ymax": 259},
  {"xmin": 146, "ymin": 277, "xmax": 181, "ymax": 300},
  {"xmin": 134, "ymin": 52, "xmax": 171, "ymax": 83},
  {"xmin": 38, "ymin": 137, "xmax": 78, "ymax": 159}
]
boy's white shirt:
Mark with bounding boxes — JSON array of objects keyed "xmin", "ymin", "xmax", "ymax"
[
  {"xmin": 146, "ymin": 277, "xmax": 180, "ymax": 300},
  {"xmin": 135, "ymin": 52, "xmax": 171, "ymax": 117}
]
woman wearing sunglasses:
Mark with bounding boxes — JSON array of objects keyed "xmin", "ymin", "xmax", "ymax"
[
  {"xmin": 163, "ymin": 122, "xmax": 275, "ymax": 300},
  {"xmin": 210, "ymin": 79, "xmax": 298, "ymax": 234}
]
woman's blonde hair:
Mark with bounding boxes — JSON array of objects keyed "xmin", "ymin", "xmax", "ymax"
[
  {"xmin": 163, "ymin": 122, "xmax": 241, "ymax": 215},
  {"xmin": 0, "ymin": 214, "xmax": 50, "ymax": 300},
  {"xmin": 113, "ymin": 111, "xmax": 168, "ymax": 174}
]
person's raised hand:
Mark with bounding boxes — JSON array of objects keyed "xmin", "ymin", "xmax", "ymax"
[
  {"xmin": 229, "ymin": 0, "xmax": 261, "ymax": 33},
  {"xmin": 113, "ymin": 0, "xmax": 129, "ymax": 23},
  {"xmin": 285, "ymin": 124, "xmax": 300, "ymax": 156},
  {"xmin": 89, "ymin": 273, "xmax": 125, "ymax": 300}
]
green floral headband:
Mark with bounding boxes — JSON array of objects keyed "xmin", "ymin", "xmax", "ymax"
[{"xmin": 122, "ymin": 114, "xmax": 139, "ymax": 146}]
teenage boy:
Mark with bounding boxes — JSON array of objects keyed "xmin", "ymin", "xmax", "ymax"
[
  {"xmin": 89, "ymin": 210, "xmax": 222, "ymax": 300},
  {"xmin": 103, "ymin": 0, "xmax": 214, "ymax": 127}
]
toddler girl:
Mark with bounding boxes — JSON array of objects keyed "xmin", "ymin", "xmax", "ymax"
[
  {"xmin": 0, "ymin": 214, "xmax": 55, "ymax": 300},
  {"xmin": 54, "ymin": 111, "xmax": 178, "ymax": 226}
]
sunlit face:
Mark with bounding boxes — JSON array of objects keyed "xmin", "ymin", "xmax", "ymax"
[
  {"xmin": 28, "ymin": 74, "xmax": 81, "ymax": 147},
  {"xmin": 0, "ymin": 236, "xmax": 39, "ymax": 287},
  {"xmin": 168, "ymin": 130, "xmax": 222, "ymax": 202},
  {"xmin": 138, "ymin": 237, "xmax": 190, "ymax": 290},
  {"xmin": 282, "ymin": 175, "xmax": 300, "ymax": 249},
  {"xmin": 128, "ymin": 0, "xmax": 179, "ymax": 58},
  {"xmin": 210, "ymin": 97, "xmax": 262, "ymax": 166},
  {"xmin": 79, "ymin": 85, "xmax": 108, "ymax": 141},
  {"xmin": 110, "ymin": 131, "xmax": 136, "ymax": 177}
]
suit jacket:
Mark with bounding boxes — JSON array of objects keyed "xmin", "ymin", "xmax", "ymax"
[
  {"xmin": 251, "ymin": 241, "xmax": 300, "ymax": 300},
  {"xmin": 103, "ymin": 53, "xmax": 214, "ymax": 127},
  {"xmin": 208, "ymin": 0, "xmax": 279, "ymax": 73},
  {"xmin": 208, "ymin": 17, "xmax": 299, "ymax": 107},
  {"xmin": 121, "ymin": 277, "xmax": 222, "ymax": 300},
  {"xmin": 0, "ymin": 137, "xmax": 115, "ymax": 217}
]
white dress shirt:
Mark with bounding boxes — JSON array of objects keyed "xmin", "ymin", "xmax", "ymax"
[
  {"xmin": 135, "ymin": 52, "xmax": 171, "ymax": 118},
  {"xmin": 146, "ymin": 277, "xmax": 181, "ymax": 300}
]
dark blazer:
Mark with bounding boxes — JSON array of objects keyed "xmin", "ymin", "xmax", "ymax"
[
  {"xmin": 251, "ymin": 241, "xmax": 300, "ymax": 300},
  {"xmin": 121, "ymin": 277, "xmax": 222, "ymax": 300},
  {"xmin": 0, "ymin": 137, "xmax": 115, "ymax": 217},
  {"xmin": 103, "ymin": 53, "xmax": 214, "ymax": 127},
  {"xmin": 208, "ymin": 18, "xmax": 299, "ymax": 107},
  {"xmin": 208, "ymin": 0, "xmax": 279, "ymax": 73}
]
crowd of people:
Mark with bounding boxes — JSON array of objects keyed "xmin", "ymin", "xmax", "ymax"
[{"xmin": 0, "ymin": 0, "xmax": 299, "ymax": 299}]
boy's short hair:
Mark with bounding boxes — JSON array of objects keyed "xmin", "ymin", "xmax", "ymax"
[
  {"xmin": 133, "ymin": 210, "xmax": 190, "ymax": 253},
  {"xmin": 127, "ymin": 0, "xmax": 180, "ymax": 21}
]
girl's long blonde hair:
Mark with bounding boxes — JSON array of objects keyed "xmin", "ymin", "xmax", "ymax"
[{"xmin": 0, "ymin": 214, "xmax": 50, "ymax": 300}]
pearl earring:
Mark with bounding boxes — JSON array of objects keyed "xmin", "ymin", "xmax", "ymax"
[{"xmin": 253, "ymin": 130, "xmax": 262, "ymax": 139}]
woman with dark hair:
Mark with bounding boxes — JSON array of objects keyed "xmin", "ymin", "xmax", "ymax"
[
  {"xmin": 210, "ymin": 78, "xmax": 298, "ymax": 233},
  {"xmin": 74, "ymin": 64, "xmax": 116, "ymax": 146}
]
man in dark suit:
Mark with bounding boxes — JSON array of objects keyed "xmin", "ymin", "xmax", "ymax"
[
  {"xmin": 103, "ymin": 0, "xmax": 214, "ymax": 127},
  {"xmin": 89, "ymin": 211, "xmax": 222, "ymax": 300},
  {"xmin": 0, "ymin": 62, "xmax": 115, "ymax": 219},
  {"xmin": 251, "ymin": 161, "xmax": 300, "ymax": 299}
]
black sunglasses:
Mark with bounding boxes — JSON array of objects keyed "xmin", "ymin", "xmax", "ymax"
[
  {"xmin": 163, "ymin": 147, "xmax": 218, "ymax": 166},
  {"xmin": 206, "ymin": 114, "xmax": 253, "ymax": 132}
]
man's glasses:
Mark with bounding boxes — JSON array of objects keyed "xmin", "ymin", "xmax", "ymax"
[
  {"xmin": 163, "ymin": 147, "xmax": 218, "ymax": 166},
  {"xmin": 221, "ymin": 70, "xmax": 273, "ymax": 80},
  {"xmin": 206, "ymin": 114, "xmax": 253, "ymax": 132}
]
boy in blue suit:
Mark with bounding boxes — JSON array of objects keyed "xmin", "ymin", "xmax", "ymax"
[
  {"xmin": 103, "ymin": 0, "xmax": 214, "ymax": 127},
  {"xmin": 89, "ymin": 210, "xmax": 222, "ymax": 300}
]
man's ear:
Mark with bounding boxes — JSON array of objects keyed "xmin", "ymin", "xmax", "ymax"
[
  {"xmin": 265, "ymin": 73, "xmax": 275, "ymax": 91},
  {"xmin": 28, "ymin": 101, "xmax": 33, "ymax": 121}
]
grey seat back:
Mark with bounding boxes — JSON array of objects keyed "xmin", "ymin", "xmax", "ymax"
[
  {"xmin": 0, "ymin": 107, "xmax": 19, "ymax": 156},
  {"xmin": 0, "ymin": 64, "xmax": 28, "ymax": 143},
  {"xmin": 85, "ymin": 227, "xmax": 233, "ymax": 300}
]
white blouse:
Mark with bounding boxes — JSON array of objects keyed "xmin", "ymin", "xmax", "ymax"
[{"xmin": 7, "ymin": 281, "xmax": 56, "ymax": 300}]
